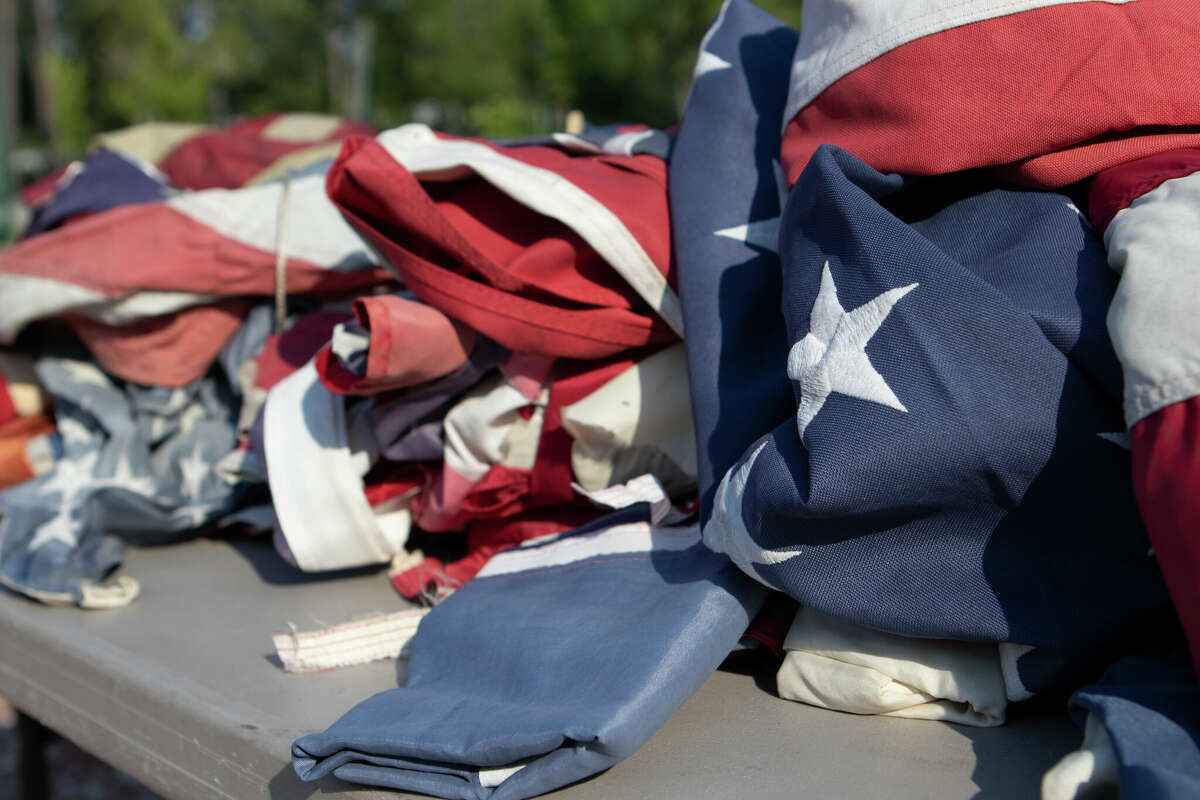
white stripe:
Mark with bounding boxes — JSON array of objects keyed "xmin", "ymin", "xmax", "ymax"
[
  {"xmin": 602, "ymin": 129, "xmax": 655, "ymax": 156},
  {"xmin": 784, "ymin": 0, "xmax": 1139, "ymax": 131},
  {"xmin": 167, "ymin": 162, "xmax": 376, "ymax": 271},
  {"xmin": 377, "ymin": 124, "xmax": 685, "ymax": 338},
  {"xmin": 1103, "ymin": 169, "xmax": 1200, "ymax": 425},
  {"xmin": 264, "ymin": 361, "xmax": 409, "ymax": 571},
  {"xmin": 477, "ymin": 521, "xmax": 701, "ymax": 578},
  {"xmin": 0, "ymin": 273, "xmax": 107, "ymax": 343}
]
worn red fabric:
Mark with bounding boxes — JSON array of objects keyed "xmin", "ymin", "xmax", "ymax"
[
  {"xmin": 253, "ymin": 310, "xmax": 353, "ymax": 392},
  {"xmin": 66, "ymin": 300, "xmax": 251, "ymax": 388},
  {"xmin": 0, "ymin": 374, "xmax": 14, "ymax": 425},
  {"xmin": 1088, "ymin": 148, "xmax": 1200, "ymax": 234},
  {"xmin": 18, "ymin": 166, "xmax": 68, "ymax": 210},
  {"xmin": 0, "ymin": 203, "xmax": 393, "ymax": 303},
  {"xmin": 781, "ymin": 0, "xmax": 1200, "ymax": 188},
  {"xmin": 158, "ymin": 113, "xmax": 374, "ymax": 191},
  {"xmin": 326, "ymin": 135, "xmax": 676, "ymax": 358},
  {"xmin": 316, "ymin": 294, "xmax": 477, "ymax": 395},
  {"xmin": 1130, "ymin": 399, "xmax": 1200, "ymax": 678}
]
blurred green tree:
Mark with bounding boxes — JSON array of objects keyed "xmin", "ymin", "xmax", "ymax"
[{"xmin": 22, "ymin": 0, "xmax": 802, "ymax": 158}]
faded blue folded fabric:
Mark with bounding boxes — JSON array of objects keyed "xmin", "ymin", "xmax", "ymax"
[
  {"xmin": 293, "ymin": 504, "xmax": 764, "ymax": 799},
  {"xmin": 1068, "ymin": 646, "xmax": 1200, "ymax": 799}
]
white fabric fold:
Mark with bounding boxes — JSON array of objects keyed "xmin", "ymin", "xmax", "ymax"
[
  {"xmin": 777, "ymin": 607, "xmax": 1008, "ymax": 726},
  {"xmin": 561, "ymin": 343, "xmax": 697, "ymax": 495},
  {"xmin": 264, "ymin": 361, "xmax": 409, "ymax": 571}
]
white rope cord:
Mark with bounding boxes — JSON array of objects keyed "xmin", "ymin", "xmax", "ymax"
[{"xmin": 274, "ymin": 171, "xmax": 293, "ymax": 333}]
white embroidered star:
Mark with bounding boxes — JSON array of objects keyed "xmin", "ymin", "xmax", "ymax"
[
  {"xmin": 714, "ymin": 160, "xmax": 787, "ymax": 253},
  {"xmin": 178, "ymin": 443, "xmax": 210, "ymax": 501},
  {"xmin": 704, "ymin": 440, "xmax": 801, "ymax": 578},
  {"xmin": 27, "ymin": 450, "xmax": 156, "ymax": 550},
  {"xmin": 692, "ymin": 0, "xmax": 733, "ymax": 79},
  {"xmin": 787, "ymin": 262, "xmax": 918, "ymax": 439}
]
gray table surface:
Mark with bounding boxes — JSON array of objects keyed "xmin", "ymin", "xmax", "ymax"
[{"xmin": 0, "ymin": 535, "xmax": 1083, "ymax": 799}]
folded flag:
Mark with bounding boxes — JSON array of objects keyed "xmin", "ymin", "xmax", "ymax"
[
  {"xmin": 293, "ymin": 503, "xmax": 764, "ymax": 799},
  {"xmin": 326, "ymin": 123, "xmax": 682, "ymax": 359},
  {"xmin": 704, "ymin": 144, "xmax": 1170, "ymax": 695}
]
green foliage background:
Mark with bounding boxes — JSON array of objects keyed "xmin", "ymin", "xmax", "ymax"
[{"xmin": 26, "ymin": 0, "xmax": 802, "ymax": 155}]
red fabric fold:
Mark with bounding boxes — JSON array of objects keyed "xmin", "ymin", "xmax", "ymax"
[
  {"xmin": 782, "ymin": 0, "xmax": 1200, "ymax": 188},
  {"xmin": 326, "ymin": 135, "xmax": 676, "ymax": 359}
]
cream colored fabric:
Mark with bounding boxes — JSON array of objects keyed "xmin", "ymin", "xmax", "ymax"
[
  {"xmin": 90, "ymin": 122, "xmax": 207, "ymax": 163},
  {"xmin": 273, "ymin": 607, "xmax": 430, "ymax": 673},
  {"xmin": 561, "ymin": 343, "xmax": 697, "ymax": 496},
  {"xmin": 777, "ymin": 607, "xmax": 1008, "ymax": 726},
  {"xmin": 246, "ymin": 142, "xmax": 345, "ymax": 185},
  {"xmin": 261, "ymin": 112, "xmax": 343, "ymax": 142},
  {"xmin": 1042, "ymin": 713, "xmax": 1119, "ymax": 800}
]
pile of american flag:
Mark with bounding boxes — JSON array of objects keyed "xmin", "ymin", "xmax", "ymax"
[{"xmin": 1, "ymin": 1, "xmax": 1198, "ymax": 798}]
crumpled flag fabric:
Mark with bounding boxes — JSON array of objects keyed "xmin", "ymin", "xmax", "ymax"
[
  {"xmin": 1043, "ymin": 646, "xmax": 1200, "ymax": 800},
  {"xmin": 157, "ymin": 112, "xmax": 374, "ymax": 191},
  {"xmin": 1084, "ymin": 150, "xmax": 1200, "ymax": 683},
  {"xmin": 0, "ymin": 156, "xmax": 391, "ymax": 387},
  {"xmin": 293, "ymin": 503, "xmax": 764, "ymax": 799},
  {"xmin": 23, "ymin": 148, "xmax": 171, "ymax": 238},
  {"xmin": 777, "ymin": 606, "xmax": 1008, "ymax": 726},
  {"xmin": 703, "ymin": 144, "xmax": 1169, "ymax": 696},
  {"xmin": 326, "ymin": 124, "xmax": 681, "ymax": 358},
  {"xmin": 0, "ymin": 309, "xmax": 271, "ymax": 605},
  {"xmin": 669, "ymin": 0, "xmax": 799, "ymax": 522},
  {"xmin": 316, "ymin": 293, "xmax": 478, "ymax": 395}
]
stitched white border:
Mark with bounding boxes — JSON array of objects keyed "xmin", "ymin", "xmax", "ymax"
[
  {"xmin": 1104, "ymin": 169, "xmax": 1200, "ymax": 425},
  {"xmin": 377, "ymin": 124, "xmax": 685, "ymax": 338},
  {"xmin": 264, "ymin": 361, "xmax": 406, "ymax": 571}
]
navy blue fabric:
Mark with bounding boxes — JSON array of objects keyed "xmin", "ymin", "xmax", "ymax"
[
  {"xmin": 293, "ymin": 505, "xmax": 764, "ymax": 799},
  {"xmin": 1071, "ymin": 647, "xmax": 1200, "ymax": 799},
  {"xmin": 704, "ymin": 145, "xmax": 1171, "ymax": 694},
  {"xmin": 669, "ymin": 0, "xmax": 798, "ymax": 524},
  {"xmin": 25, "ymin": 149, "xmax": 170, "ymax": 237}
]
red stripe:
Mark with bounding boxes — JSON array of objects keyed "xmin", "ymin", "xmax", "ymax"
[
  {"xmin": 326, "ymin": 136, "xmax": 676, "ymax": 359},
  {"xmin": 67, "ymin": 300, "xmax": 250, "ymax": 387},
  {"xmin": 1130, "ymin": 397, "xmax": 1200, "ymax": 681},
  {"xmin": 1087, "ymin": 148, "xmax": 1200, "ymax": 234},
  {"xmin": 0, "ymin": 203, "xmax": 392, "ymax": 299},
  {"xmin": 158, "ymin": 114, "xmax": 374, "ymax": 190},
  {"xmin": 782, "ymin": 0, "xmax": 1200, "ymax": 188}
]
